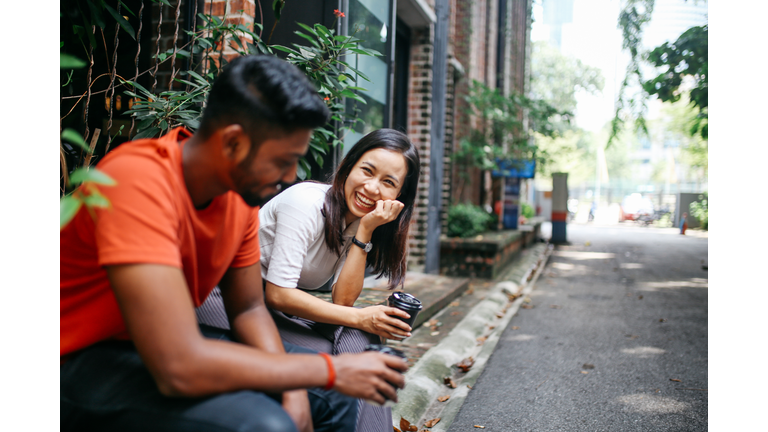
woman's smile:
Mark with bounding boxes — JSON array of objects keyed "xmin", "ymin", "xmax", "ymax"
[{"xmin": 344, "ymin": 148, "xmax": 407, "ymax": 222}]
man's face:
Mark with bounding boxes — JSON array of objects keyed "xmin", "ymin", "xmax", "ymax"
[{"xmin": 231, "ymin": 128, "xmax": 312, "ymax": 207}]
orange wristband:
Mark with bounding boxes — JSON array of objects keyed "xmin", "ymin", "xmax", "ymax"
[{"xmin": 318, "ymin": 352, "xmax": 335, "ymax": 391}]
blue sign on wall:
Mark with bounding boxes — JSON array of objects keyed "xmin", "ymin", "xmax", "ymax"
[
  {"xmin": 502, "ymin": 177, "xmax": 520, "ymax": 229},
  {"xmin": 491, "ymin": 159, "xmax": 536, "ymax": 178}
]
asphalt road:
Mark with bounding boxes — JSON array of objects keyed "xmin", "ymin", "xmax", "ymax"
[{"xmin": 448, "ymin": 222, "xmax": 708, "ymax": 432}]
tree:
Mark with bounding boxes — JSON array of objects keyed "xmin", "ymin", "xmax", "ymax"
[
  {"xmin": 610, "ymin": 0, "xmax": 708, "ymax": 145},
  {"xmin": 530, "ymin": 41, "xmax": 605, "ymax": 119},
  {"xmin": 656, "ymin": 93, "xmax": 708, "ymax": 181},
  {"xmin": 609, "ymin": 0, "xmax": 655, "ymax": 146},
  {"xmin": 643, "ymin": 25, "xmax": 708, "ymax": 139},
  {"xmin": 529, "ymin": 40, "xmax": 605, "ymax": 177}
]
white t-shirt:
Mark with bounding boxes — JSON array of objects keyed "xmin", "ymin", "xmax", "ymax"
[{"xmin": 259, "ymin": 182, "xmax": 359, "ymax": 290}]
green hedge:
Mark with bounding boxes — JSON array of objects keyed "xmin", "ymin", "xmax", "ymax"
[{"xmin": 446, "ymin": 203, "xmax": 493, "ymax": 238}]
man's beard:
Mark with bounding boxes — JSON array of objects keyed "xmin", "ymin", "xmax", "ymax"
[
  {"xmin": 238, "ymin": 191, "xmax": 268, "ymax": 208},
  {"xmin": 237, "ymin": 182, "xmax": 284, "ymax": 208}
]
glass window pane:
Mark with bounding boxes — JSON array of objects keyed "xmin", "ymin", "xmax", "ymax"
[{"xmin": 343, "ymin": 0, "xmax": 391, "ymax": 156}]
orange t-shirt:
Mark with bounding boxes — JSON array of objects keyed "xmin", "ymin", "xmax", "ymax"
[{"xmin": 60, "ymin": 127, "xmax": 260, "ymax": 357}]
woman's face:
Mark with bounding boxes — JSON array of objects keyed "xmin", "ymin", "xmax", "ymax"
[{"xmin": 344, "ymin": 148, "xmax": 408, "ymax": 221}]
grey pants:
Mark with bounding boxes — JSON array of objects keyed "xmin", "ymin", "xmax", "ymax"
[{"xmin": 196, "ymin": 288, "xmax": 393, "ymax": 432}]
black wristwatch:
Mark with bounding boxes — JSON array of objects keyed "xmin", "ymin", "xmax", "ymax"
[{"xmin": 352, "ymin": 236, "xmax": 373, "ymax": 253}]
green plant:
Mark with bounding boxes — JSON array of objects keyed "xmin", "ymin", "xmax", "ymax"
[
  {"xmin": 61, "ymin": 2, "xmax": 382, "ymax": 229},
  {"xmin": 689, "ymin": 192, "xmax": 708, "ymax": 230},
  {"xmin": 60, "ymin": 128, "xmax": 116, "ymax": 229},
  {"xmin": 453, "ymin": 80, "xmax": 567, "ymax": 174},
  {"xmin": 122, "ymin": 8, "xmax": 380, "ymax": 180},
  {"xmin": 520, "ymin": 202, "xmax": 534, "ymax": 219},
  {"xmin": 446, "ymin": 203, "xmax": 494, "ymax": 238}
]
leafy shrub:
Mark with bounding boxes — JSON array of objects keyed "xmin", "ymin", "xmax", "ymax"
[
  {"xmin": 447, "ymin": 204, "xmax": 493, "ymax": 238},
  {"xmin": 689, "ymin": 192, "xmax": 708, "ymax": 230},
  {"xmin": 520, "ymin": 202, "xmax": 535, "ymax": 219}
]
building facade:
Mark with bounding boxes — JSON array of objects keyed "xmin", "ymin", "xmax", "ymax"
[{"xmin": 60, "ymin": 0, "xmax": 533, "ymax": 272}]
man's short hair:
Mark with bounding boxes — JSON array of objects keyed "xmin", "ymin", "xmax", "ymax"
[{"xmin": 198, "ymin": 55, "xmax": 330, "ymax": 144}]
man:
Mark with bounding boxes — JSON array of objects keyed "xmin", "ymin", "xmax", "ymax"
[{"xmin": 60, "ymin": 55, "xmax": 407, "ymax": 432}]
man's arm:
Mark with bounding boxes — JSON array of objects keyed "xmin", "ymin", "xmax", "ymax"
[
  {"xmin": 106, "ymin": 263, "xmax": 407, "ymax": 403},
  {"xmin": 218, "ymin": 264, "xmax": 312, "ymax": 432}
]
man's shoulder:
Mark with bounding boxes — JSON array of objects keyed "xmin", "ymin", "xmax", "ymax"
[{"xmin": 96, "ymin": 129, "xmax": 187, "ymax": 185}]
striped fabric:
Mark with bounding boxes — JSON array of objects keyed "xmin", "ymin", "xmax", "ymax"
[{"xmin": 195, "ymin": 289, "xmax": 393, "ymax": 432}]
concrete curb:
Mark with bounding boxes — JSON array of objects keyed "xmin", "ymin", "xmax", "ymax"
[{"xmin": 391, "ymin": 243, "xmax": 554, "ymax": 430}]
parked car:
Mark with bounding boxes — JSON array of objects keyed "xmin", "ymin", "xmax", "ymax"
[{"xmin": 619, "ymin": 194, "xmax": 654, "ymax": 222}]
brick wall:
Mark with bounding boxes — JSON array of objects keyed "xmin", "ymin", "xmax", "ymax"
[
  {"xmin": 405, "ymin": 26, "xmax": 434, "ymax": 270},
  {"xmin": 148, "ymin": 0, "xmax": 257, "ymax": 90}
]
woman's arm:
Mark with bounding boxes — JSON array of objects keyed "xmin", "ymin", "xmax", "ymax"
[
  {"xmin": 265, "ymin": 281, "xmax": 412, "ymax": 339},
  {"xmin": 331, "ymin": 199, "xmax": 405, "ymax": 306}
]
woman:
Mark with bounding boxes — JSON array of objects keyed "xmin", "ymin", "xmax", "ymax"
[{"xmin": 197, "ymin": 128, "xmax": 420, "ymax": 432}]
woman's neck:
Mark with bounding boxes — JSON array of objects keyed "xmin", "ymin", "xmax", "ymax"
[{"xmin": 344, "ymin": 211, "xmax": 359, "ymax": 227}]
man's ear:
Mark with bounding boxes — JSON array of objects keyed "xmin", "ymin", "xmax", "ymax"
[{"xmin": 220, "ymin": 124, "xmax": 250, "ymax": 164}]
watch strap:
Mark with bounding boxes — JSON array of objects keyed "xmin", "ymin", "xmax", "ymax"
[{"xmin": 352, "ymin": 236, "xmax": 372, "ymax": 253}]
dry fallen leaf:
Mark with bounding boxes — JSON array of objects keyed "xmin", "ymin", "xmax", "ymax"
[
  {"xmin": 476, "ymin": 336, "xmax": 488, "ymax": 344},
  {"xmin": 430, "ymin": 331, "xmax": 440, "ymax": 336},
  {"xmin": 426, "ymin": 319, "xmax": 439, "ymax": 327},
  {"xmin": 580, "ymin": 371, "xmax": 589, "ymax": 374},
  {"xmin": 393, "ymin": 427, "xmax": 401, "ymax": 432},
  {"xmin": 659, "ymin": 318, "xmax": 667, "ymax": 322},
  {"xmin": 450, "ymin": 311, "xmax": 462, "ymax": 316},
  {"xmin": 495, "ymin": 312, "xmax": 505, "ymax": 318},
  {"xmin": 399, "ymin": 417, "xmax": 418, "ymax": 432},
  {"xmin": 638, "ymin": 295, "xmax": 643, "ymax": 300},
  {"xmin": 467, "ymin": 384, "xmax": 473, "ymax": 389},
  {"xmin": 450, "ymin": 301, "xmax": 460, "ymax": 307},
  {"xmin": 443, "ymin": 377, "xmax": 457, "ymax": 388},
  {"xmin": 521, "ymin": 304, "xmax": 534, "ymax": 309},
  {"xmin": 511, "ymin": 326, "xmax": 520, "ymax": 330},
  {"xmin": 506, "ymin": 292, "xmax": 520, "ymax": 301},
  {"xmin": 474, "ymin": 426, "xmax": 486, "ymax": 429},
  {"xmin": 424, "ymin": 418, "xmax": 441, "ymax": 428},
  {"xmin": 670, "ymin": 378, "xmax": 682, "ymax": 382},
  {"xmin": 457, "ymin": 357, "xmax": 475, "ymax": 372},
  {"xmin": 582, "ymin": 363, "xmax": 595, "ymax": 369},
  {"xmin": 488, "ymin": 325, "xmax": 496, "ymax": 330},
  {"xmin": 437, "ymin": 395, "xmax": 450, "ymax": 402}
]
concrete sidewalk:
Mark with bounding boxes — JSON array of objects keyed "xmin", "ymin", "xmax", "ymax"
[{"xmin": 389, "ymin": 242, "xmax": 553, "ymax": 431}]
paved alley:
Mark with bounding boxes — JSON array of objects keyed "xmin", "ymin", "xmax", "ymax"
[{"xmin": 448, "ymin": 223, "xmax": 708, "ymax": 431}]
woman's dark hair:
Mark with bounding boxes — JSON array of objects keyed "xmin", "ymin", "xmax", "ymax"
[{"xmin": 322, "ymin": 129, "xmax": 420, "ymax": 289}]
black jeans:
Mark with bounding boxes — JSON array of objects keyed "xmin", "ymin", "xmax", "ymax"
[{"xmin": 60, "ymin": 325, "xmax": 358, "ymax": 432}]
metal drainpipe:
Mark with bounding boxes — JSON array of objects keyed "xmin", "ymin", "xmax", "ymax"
[{"xmin": 423, "ymin": 0, "xmax": 450, "ymax": 274}]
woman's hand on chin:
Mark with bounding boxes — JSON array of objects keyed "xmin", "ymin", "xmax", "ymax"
[
  {"xmin": 353, "ymin": 305, "xmax": 412, "ymax": 339},
  {"xmin": 360, "ymin": 200, "xmax": 404, "ymax": 232}
]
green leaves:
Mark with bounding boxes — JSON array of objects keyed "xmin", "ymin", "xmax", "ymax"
[
  {"xmin": 60, "ymin": 53, "xmax": 87, "ymax": 69},
  {"xmin": 69, "ymin": 167, "xmax": 116, "ymax": 186},
  {"xmin": 61, "ymin": 128, "xmax": 90, "ymax": 152},
  {"xmin": 60, "ymin": 196, "xmax": 83, "ymax": 230},
  {"xmin": 446, "ymin": 204, "xmax": 494, "ymax": 238},
  {"xmin": 272, "ymin": 0, "xmax": 285, "ymax": 20},
  {"xmin": 104, "ymin": 3, "xmax": 135, "ymax": 40},
  {"xmin": 642, "ymin": 25, "xmax": 708, "ymax": 140}
]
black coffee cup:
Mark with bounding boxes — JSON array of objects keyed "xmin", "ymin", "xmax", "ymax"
[
  {"xmin": 364, "ymin": 344, "xmax": 406, "ymax": 406},
  {"xmin": 387, "ymin": 292, "xmax": 423, "ymax": 329},
  {"xmin": 364, "ymin": 344, "xmax": 406, "ymax": 359}
]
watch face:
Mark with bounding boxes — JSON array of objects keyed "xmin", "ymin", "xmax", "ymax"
[{"xmin": 364, "ymin": 242, "xmax": 372, "ymax": 253}]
